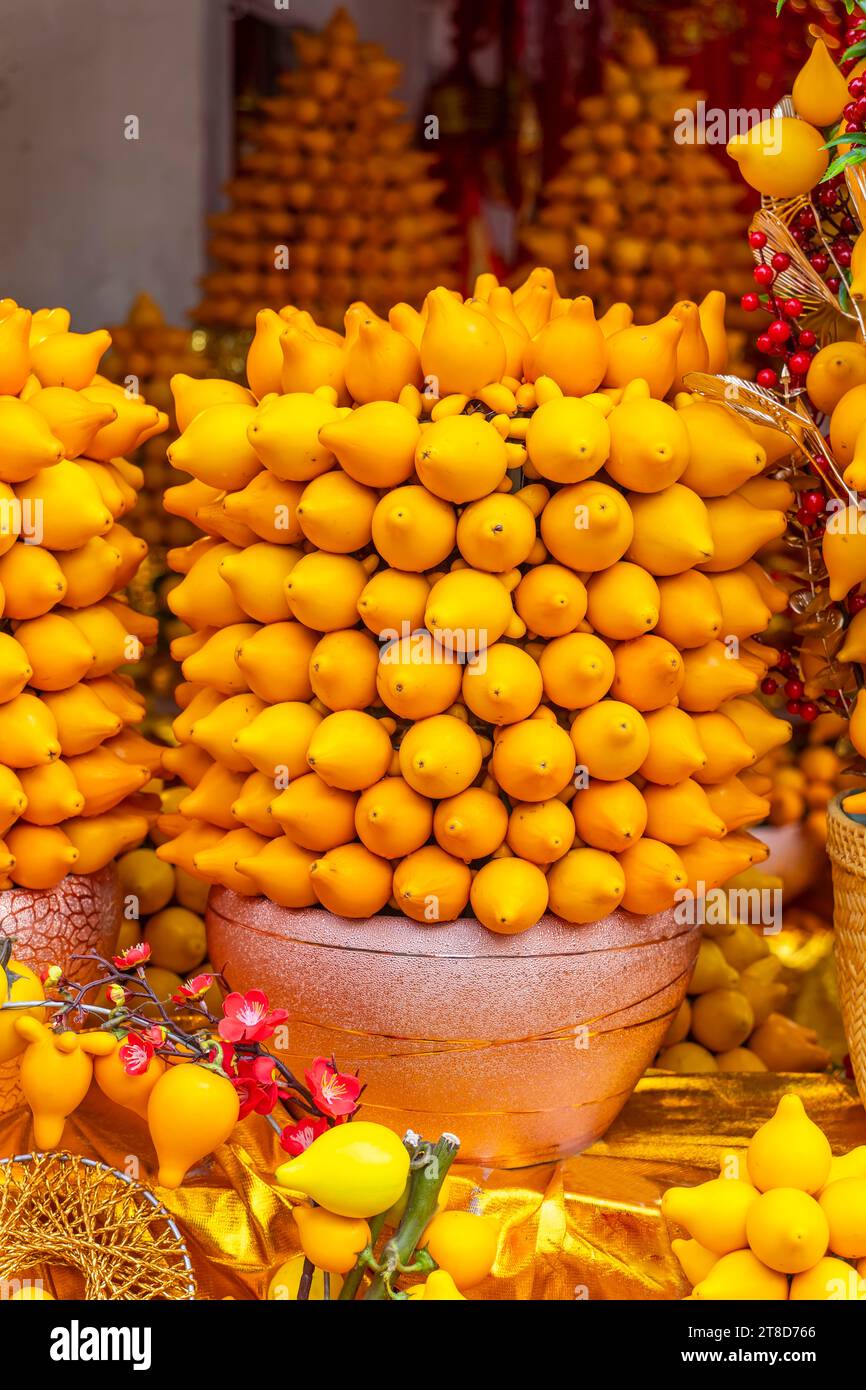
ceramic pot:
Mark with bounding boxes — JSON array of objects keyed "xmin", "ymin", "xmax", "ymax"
[
  {"xmin": 206, "ymin": 890, "xmax": 700, "ymax": 1168},
  {"xmin": 0, "ymin": 866, "xmax": 121, "ymax": 1114}
]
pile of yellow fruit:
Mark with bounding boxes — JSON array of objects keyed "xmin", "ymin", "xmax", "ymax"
[
  {"xmin": 192, "ymin": 7, "xmax": 459, "ymax": 332},
  {"xmin": 519, "ymin": 26, "xmax": 752, "ymax": 325},
  {"xmin": 155, "ymin": 263, "xmax": 800, "ymax": 935},
  {"xmin": 0, "ymin": 299, "xmax": 164, "ymax": 889},
  {"xmin": 664, "ymin": 1094, "xmax": 866, "ymax": 1300},
  {"xmin": 754, "ymin": 740, "xmax": 853, "ymax": 846},
  {"xmin": 657, "ymin": 919, "xmax": 831, "ymax": 1074}
]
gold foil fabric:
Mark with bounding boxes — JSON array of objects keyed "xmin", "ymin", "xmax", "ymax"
[{"xmin": 0, "ymin": 1074, "xmax": 862, "ymax": 1300}]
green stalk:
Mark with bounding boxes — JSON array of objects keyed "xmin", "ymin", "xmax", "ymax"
[
  {"xmin": 337, "ymin": 1209, "xmax": 387, "ymax": 1301},
  {"xmin": 363, "ymin": 1134, "xmax": 460, "ymax": 1301}
]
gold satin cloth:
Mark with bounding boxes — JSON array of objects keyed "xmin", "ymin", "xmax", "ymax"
[{"xmin": 0, "ymin": 1073, "xmax": 862, "ymax": 1300}]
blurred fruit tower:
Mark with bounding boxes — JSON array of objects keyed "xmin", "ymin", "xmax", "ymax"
[
  {"xmin": 192, "ymin": 7, "xmax": 460, "ymax": 337},
  {"xmin": 155, "ymin": 266, "xmax": 805, "ymax": 941},
  {"xmin": 519, "ymin": 27, "xmax": 752, "ymax": 344},
  {"xmin": 0, "ymin": 301, "xmax": 164, "ymax": 890}
]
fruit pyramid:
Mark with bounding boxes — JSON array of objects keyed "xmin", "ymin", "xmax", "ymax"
[
  {"xmin": 0, "ymin": 298, "xmax": 164, "ymax": 890},
  {"xmin": 518, "ymin": 26, "xmax": 753, "ymax": 324},
  {"xmin": 192, "ymin": 7, "xmax": 461, "ymax": 333},
  {"xmin": 156, "ymin": 271, "xmax": 801, "ymax": 935}
]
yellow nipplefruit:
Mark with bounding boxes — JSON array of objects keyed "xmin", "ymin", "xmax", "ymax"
[
  {"xmin": 297, "ymin": 471, "xmax": 377, "ymax": 554},
  {"xmin": 538, "ymin": 633, "xmax": 615, "ymax": 709},
  {"xmin": 310, "ymin": 841, "xmax": 393, "ymax": 917},
  {"xmin": 691, "ymin": 1249, "xmax": 788, "ymax": 1301},
  {"xmin": 677, "ymin": 399, "xmax": 766, "ymax": 497},
  {"xmin": 726, "ymin": 116, "xmax": 828, "ymax": 198},
  {"xmin": 525, "ymin": 395, "xmax": 610, "ymax": 483},
  {"xmin": 506, "ymin": 798, "xmax": 574, "ymax": 864},
  {"xmin": 237, "ymin": 837, "xmax": 317, "ymax": 909},
  {"xmin": 643, "ymin": 779, "xmax": 725, "ymax": 844},
  {"xmin": 247, "ymin": 392, "xmax": 340, "ymax": 481},
  {"xmin": 399, "ymin": 715, "xmax": 483, "ymax": 798},
  {"xmin": 355, "ymin": 777, "xmax": 434, "ymax": 859},
  {"xmin": 547, "ymin": 847, "xmax": 625, "ymax": 923},
  {"xmin": 524, "ymin": 297, "xmax": 607, "ymax": 397},
  {"xmin": 627, "ymin": 485, "xmax": 713, "ymax": 574},
  {"xmin": 372, "ymin": 485, "xmax": 456, "ymax": 571},
  {"xmin": 470, "ymin": 856, "xmax": 549, "ymax": 935},
  {"xmin": 541, "ymin": 479, "xmax": 634, "ymax": 571},
  {"xmin": 269, "ymin": 774, "xmax": 357, "ymax": 851},
  {"xmin": 746, "ymin": 1188, "xmax": 830, "ymax": 1274},
  {"xmin": 747, "ymin": 1093, "xmax": 832, "ymax": 1194},
  {"xmin": 806, "ymin": 342, "xmax": 866, "ymax": 416},
  {"xmin": 433, "ymin": 787, "xmax": 508, "ymax": 862},
  {"xmin": 611, "ymin": 634, "xmax": 683, "ymax": 711},
  {"xmin": 515, "ymin": 564, "xmax": 587, "ymax": 637},
  {"xmin": 420, "ymin": 288, "xmax": 506, "ymax": 396},
  {"xmin": 604, "ymin": 314, "xmax": 683, "ymax": 399},
  {"xmin": 585, "ymin": 562, "xmax": 660, "ymax": 640},
  {"xmin": 570, "ymin": 700, "xmax": 649, "ymax": 780},
  {"xmin": 456, "ymin": 492, "xmax": 537, "ymax": 572},
  {"xmin": 377, "ymin": 633, "xmax": 462, "ymax": 719},
  {"xmin": 393, "ymin": 844, "xmax": 472, "ymax": 923},
  {"xmin": 606, "ymin": 396, "xmax": 689, "ymax": 493},
  {"xmin": 306, "ymin": 710, "xmax": 393, "ymax": 791},
  {"xmin": 572, "ymin": 778, "xmax": 647, "ymax": 852},
  {"xmin": 818, "ymin": 1178, "xmax": 866, "ymax": 1259},
  {"xmin": 662, "ymin": 1176, "xmax": 757, "ymax": 1254},
  {"xmin": 463, "ymin": 643, "xmax": 543, "ymax": 724},
  {"xmin": 654, "ymin": 570, "xmax": 722, "ymax": 648},
  {"xmin": 425, "ymin": 568, "xmax": 514, "ymax": 652},
  {"xmin": 492, "ymin": 717, "xmax": 576, "ymax": 801},
  {"xmin": 30, "ymin": 328, "xmax": 111, "ymax": 391},
  {"xmin": 235, "ymin": 623, "xmax": 317, "ymax": 704},
  {"xmin": 618, "ymin": 838, "xmax": 687, "ymax": 914},
  {"xmin": 415, "ymin": 413, "xmax": 508, "ymax": 504},
  {"xmin": 345, "ymin": 317, "xmax": 421, "ymax": 404},
  {"xmin": 285, "ymin": 552, "xmax": 368, "ymax": 631},
  {"xmin": 792, "ymin": 38, "xmax": 849, "ymax": 127},
  {"xmin": 317, "ymin": 401, "xmax": 419, "ymax": 488}
]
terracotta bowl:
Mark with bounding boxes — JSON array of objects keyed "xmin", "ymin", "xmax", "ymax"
[
  {"xmin": 0, "ymin": 866, "xmax": 121, "ymax": 1115},
  {"xmin": 206, "ymin": 890, "xmax": 700, "ymax": 1168}
]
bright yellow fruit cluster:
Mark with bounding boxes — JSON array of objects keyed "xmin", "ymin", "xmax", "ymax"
[
  {"xmin": 158, "ymin": 268, "xmax": 794, "ymax": 935},
  {"xmin": 193, "ymin": 8, "xmax": 459, "ymax": 331},
  {"xmin": 0, "ymin": 300, "xmax": 163, "ymax": 888}
]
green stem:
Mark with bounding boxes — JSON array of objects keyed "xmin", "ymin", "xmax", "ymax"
[
  {"xmin": 337, "ymin": 1209, "xmax": 388, "ymax": 1301},
  {"xmin": 363, "ymin": 1133, "xmax": 460, "ymax": 1302}
]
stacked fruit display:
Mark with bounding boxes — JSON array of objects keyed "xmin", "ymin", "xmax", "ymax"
[
  {"xmin": 656, "ymin": 920, "xmax": 831, "ymax": 1074},
  {"xmin": 0, "ymin": 300, "xmax": 164, "ymax": 890},
  {"xmin": 518, "ymin": 26, "xmax": 752, "ymax": 325},
  {"xmin": 155, "ymin": 266, "xmax": 799, "ymax": 936},
  {"xmin": 664, "ymin": 1094, "xmax": 866, "ymax": 1300},
  {"xmin": 192, "ymin": 8, "xmax": 459, "ymax": 332}
]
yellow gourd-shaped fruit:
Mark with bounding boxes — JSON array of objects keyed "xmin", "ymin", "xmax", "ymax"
[
  {"xmin": 232, "ymin": 771, "xmax": 284, "ymax": 836},
  {"xmin": 745, "ymin": 1188, "xmax": 830, "ymax": 1274},
  {"xmin": 747, "ymin": 1094, "xmax": 832, "ymax": 1193},
  {"xmin": 275, "ymin": 1120, "xmax": 411, "ymax": 1219},
  {"xmin": 720, "ymin": 697, "xmax": 791, "ymax": 759},
  {"xmin": 246, "ymin": 308, "xmax": 286, "ymax": 399},
  {"xmin": 726, "ymin": 116, "xmax": 828, "ymax": 198},
  {"xmin": 355, "ymin": 777, "xmax": 434, "ymax": 858},
  {"xmin": 691, "ymin": 1249, "xmax": 788, "ymax": 1301},
  {"xmin": 270, "ymin": 773, "xmax": 357, "ymax": 851},
  {"xmin": 306, "ymin": 710, "xmax": 393, "ymax": 791},
  {"xmin": 699, "ymin": 495, "xmax": 786, "ymax": 572},
  {"xmin": 170, "ymin": 373, "xmax": 255, "ymax": 432},
  {"xmin": 419, "ymin": 1210, "xmax": 500, "ymax": 1290},
  {"xmin": 463, "ymin": 642, "xmax": 543, "ymax": 723},
  {"xmin": 27, "ymin": 385, "xmax": 115, "ymax": 460},
  {"xmin": 399, "ymin": 715, "xmax": 482, "ymax": 798},
  {"xmin": 234, "ymin": 701, "xmax": 322, "ymax": 779},
  {"xmin": 219, "ymin": 544, "xmax": 299, "ymax": 624},
  {"xmin": 285, "ymin": 552, "xmax": 368, "ymax": 631},
  {"xmin": 585, "ymin": 562, "xmax": 660, "ymax": 640},
  {"xmin": 292, "ymin": 1205, "xmax": 370, "ymax": 1276},
  {"xmin": 657, "ymin": 1041, "xmax": 719, "ymax": 1073},
  {"xmin": 279, "ymin": 322, "xmax": 347, "ymax": 403},
  {"xmin": 456, "ymin": 492, "xmax": 537, "ymax": 572},
  {"xmin": 433, "ymin": 786, "xmax": 508, "ymax": 862},
  {"xmin": 506, "ymin": 798, "xmax": 575, "ymax": 864},
  {"xmin": 571, "ymin": 778, "xmax": 647, "ymax": 852},
  {"xmin": 538, "ymin": 633, "xmax": 614, "ymax": 710},
  {"xmin": 13, "ymin": 614, "xmax": 95, "ymax": 690},
  {"xmin": 0, "ymin": 764, "xmax": 27, "ymax": 835},
  {"xmin": 611, "ymin": 634, "xmax": 683, "ymax": 711},
  {"xmin": 372, "ymin": 485, "xmax": 456, "ymax": 571},
  {"xmin": 309, "ymin": 629, "xmax": 379, "ymax": 712},
  {"xmin": 491, "ymin": 718, "xmax": 576, "ymax": 800},
  {"xmin": 310, "ymin": 841, "xmax": 393, "ymax": 917},
  {"xmin": 65, "ymin": 746, "xmax": 148, "ymax": 816},
  {"xmin": 16, "ymin": 460, "xmax": 113, "ymax": 550},
  {"xmin": 806, "ymin": 342, "xmax": 866, "ymax": 415},
  {"xmin": 626, "ymin": 484, "xmax": 713, "ymax": 574},
  {"xmin": 79, "ymin": 385, "xmax": 160, "ymax": 461},
  {"xmin": 823, "ymin": 503, "xmax": 866, "ymax": 600},
  {"xmin": 147, "ymin": 1061, "xmax": 240, "ymax": 1189},
  {"xmin": 677, "ymin": 399, "xmax": 766, "ymax": 497},
  {"xmin": 703, "ymin": 775, "xmax": 769, "ymax": 832},
  {"xmin": 393, "ymin": 844, "xmax": 472, "ymax": 922},
  {"xmin": 247, "ymin": 392, "xmax": 340, "ymax": 481},
  {"xmin": 514, "ymin": 564, "xmax": 587, "ymax": 638},
  {"xmin": 376, "ymin": 632, "xmax": 462, "ymax": 718},
  {"xmin": 168, "ymin": 403, "xmax": 260, "ymax": 492},
  {"xmin": 18, "ymin": 761, "xmax": 84, "ymax": 825},
  {"xmin": 358, "ymin": 568, "xmax": 430, "ymax": 638},
  {"xmin": 525, "ymin": 395, "xmax": 610, "ymax": 483},
  {"xmin": 818, "ymin": 1178, "xmax": 866, "ymax": 1258},
  {"xmin": 0, "ymin": 693, "xmax": 61, "ymax": 768},
  {"xmin": 236, "ymin": 623, "xmax": 317, "ymax": 705},
  {"xmin": 708, "ymin": 570, "xmax": 771, "ymax": 640},
  {"xmin": 29, "ymin": 328, "xmax": 111, "ymax": 390},
  {"xmin": 541, "ymin": 479, "xmax": 634, "ymax": 571},
  {"xmin": 193, "ymin": 828, "xmax": 268, "ymax": 893},
  {"xmin": 169, "ymin": 542, "xmax": 247, "ymax": 628},
  {"xmin": 830, "ymin": 383, "xmax": 866, "ymax": 465},
  {"xmin": 415, "ymin": 413, "xmax": 508, "ymax": 503},
  {"xmin": 822, "ymin": 1147, "xmax": 866, "ymax": 1191},
  {"xmin": 345, "ymin": 317, "xmax": 421, "ymax": 404},
  {"xmin": 297, "ymin": 472, "xmax": 377, "ymax": 554},
  {"xmin": 469, "ymin": 855, "xmax": 549, "ymax": 935},
  {"xmin": 56, "ymin": 538, "xmax": 121, "ymax": 609},
  {"xmin": 182, "ymin": 623, "xmax": 259, "ymax": 695},
  {"xmin": 690, "ymin": 989, "xmax": 755, "ymax": 1052},
  {"xmin": 792, "ymin": 38, "xmax": 849, "ymax": 127},
  {"xmin": 425, "ymin": 568, "xmax": 514, "ymax": 653},
  {"xmin": 656, "ymin": 567, "xmax": 722, "ymax": 647},
  {"xmin": 688, "ymin": 712, "xmax": 752, "ymax": 783},
  {"xmin": 223, "ymin": 471, "xmax": 304, "ymax": 545},
  {"xmin": 420, "ymin": 287, "xmax": 506, "ymax": 396},
  {"xmin": 716, "ymin": 1048, "xmax": 767, "ymax": 1073},
  {"xmin": 236, "ymin": 837, "xmax": 317, "ymax": 909},
  {"xmin": 0, "ymin": 958, "xmax": 43, "ymax": 1062},
  {"xmin": 604, "ymin": 314, "xmax": 683, "ymax": 398},
  {"xmin": 547, "ymin": 846, "xmax": 625, "ymax": 923},
  {"xmin": 42, "ymin": 684, "xmax": 122, "ymax": 756},
  {"xmin": 487, "ymin": 288, "xmax": 531, "ymax": 376},
  {"xmin": 605, "ymin": 395, "xmax": 689, "ymax": 493},
  {"xmin": 317, "ymin": 401, "xmax": 419, "ymax": 488},
  {"xmin": 0, "ymin": 307, "xmax": 33, "ymax": 394},
  {"xmin": 678, "ymin": 641, "xmax": 757, "ymax": 711},
  {"xmin": 698, "ymin": 291, "xmax": 728, "ymax": 375},
  {"xmin": 179, "ymin": 762, "xmax": 246, "ymax": 831},
  {"xmin": 570, "ymin": 700, "xmax": 649, "ymax": 781},
  {"xmin": 662, "ymin": 1175, "xmax": 757, "ymax": 1253},
  {"xmin": 671, "ymin": 1237, "xmax": 718, "ymax": 1288},
  {"xmin": 791, "ymin": 1256, "xmax": 866, "ymax": 1301},
  {"xmin": 94, "ymin": 1041, "xmax": 166, "ymax": 1120},
  {"xmin": 668, "ymin": 300, "xmax": 710, "ymax": 395},
  {"xmin": 0, "ymin": 398, "xmax": 63, "ymax": 480},
  {"xmin": 524, "ymin": 296, "xmax": 607, "ymax": 396},
  {"xmin": 643, "ymin": 779, "xmax": 725, "ymax": 844},
  {"xmin": 17, "ymin": 1021, "xmax": 94, "ymax": 1148},
  {"xmin": 65, "ymin": 806, "xmax": 150, "ymax": 875},
  {"xmin": 0, "ymin": 631, "xmax": 32, "ymax": 702},
  {"xmin": 618, "ymin": 837, "xmax": 687, "ymax": 913}
]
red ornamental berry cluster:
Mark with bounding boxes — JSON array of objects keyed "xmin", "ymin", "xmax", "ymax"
[
  {"xmin": 796, "ymin": 487, "xmax": 828, "ymax": 532},
  {"xmin": 741, "ymin": 220, "xmax": 834, "ymax": 389},
  {"xmin": 759, "ymin": 649, "xmax": 820, "ymax": 722}
]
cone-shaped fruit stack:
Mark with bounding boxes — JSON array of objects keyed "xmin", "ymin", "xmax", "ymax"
[
  {"xmin": 0, "ymin": 298, "xmax": 163, "ymax": 889},
  {"xmin": 519, "ymin": 26, "xmax": 752, "ymax": 324},
  {"xmin": 192, "ymin": 7, "xmax": 459, "ymax": 332},
  {"xmin": 157, "ymin": 268, "xmax": 792, "ymax": 935}
]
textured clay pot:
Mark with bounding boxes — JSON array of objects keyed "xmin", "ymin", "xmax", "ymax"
[
  {"xmin": 0, "ymin": 866, "xmax": 121, "ymax": 1114},
  {"xmin": 206, "ymin": 889, "xmax": 700, "ymax": 1168}
]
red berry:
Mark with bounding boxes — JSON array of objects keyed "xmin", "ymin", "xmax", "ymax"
[
  {"xmin": 845, "ymin": 102, "xmax": 860, "ymax": 120},
  {"xmin": 757, "ymin": 368, "xmax": 778, "ymax": 388},
  {"xmin": 845, "ymin": 121, "xmax": 862, "ymax": 134},
  {"xmin": 740, "ymin": 291, "xmax": 761, "ymax": 312},
  {"xmin": 856, "ymin": 97, "xmax": 866, "ymax": 120},
  {"xmin": 849, "ymin": 593, "xmax": 866, "ymax": 613},
  {"xmin": 810, "ymin": 251, "xmax": 830, "ymax": 273},
  {"xmin": 778, "ymin": 650, "xmax": 793, "ymax": 670},
  {"xmin": 754, "ymin": 264, "xmax": 776, "ymax": 287},
  {"xmin": 827, "ymin": 276, "xmax": 842, "ymax": 293},
  {"xmin": 800, "ymin": 702, "xmax": 819, "ymax": 722},
  {"xmin": 784, "ymin": 678, "xmax": 804, "ymax": 699},
  {"xmin": 799, "ymin": 330, "xmax": 817, "ymax": 349},
  {"xmin": 760, "ymin": 677, "xmax": 778, "ymax": 695},
  {"xmin": 825, "ymin": 689, "xmax": 840, "ymax": 700},
  {"xmin": 803, "ymin": 490, "xmax": 825, "ymax": 512},
  {"xmin": 837, "ymin": 246, "xmax": 853, "ymax": 267},
  {"xmin": 783, "ymin": 297, "xmax": 803, "ymax": 317},
  {"xmin": 786, "ymin": 699, "xmax": 802, "ymax": 717},
  {"xmin": 819, "ymin": 186, "xmax": 840, "ymax": 205},
  {"xmin": 749, "ymin": 230, "xmax": 768, "ymax": 249},
  {"xmin": 756, "ymin": 333, "xmax": 773, "ymax": 354},
  {"xmin": 768, "ymin": 319, "xmax": 791, "ymax": 343},
  {"xmin": 788, "ymin": 351, "xmax": 812, "ymax": 375},
  {"xmin": 796, "ymin": 208, "xmax": 816, "ymax": 227},
  {"xmin": 849, "ymin": 77, "xmax": 865, "ymax": 97},
  {"xmin": 771, "ymin": 252, "xmax": 791, "ymax": 272},
  {"xmin": 796, "ymin": 505, "xmax": 812, "ymax": 524},
  {"xmin": 841, "ymin": 216, "xmax": 858, "ymax": 234}
]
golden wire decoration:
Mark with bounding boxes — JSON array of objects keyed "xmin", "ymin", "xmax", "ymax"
[{"xmin": 0, "ymin": 1153, "xmax": 195, "ymax": 1301}]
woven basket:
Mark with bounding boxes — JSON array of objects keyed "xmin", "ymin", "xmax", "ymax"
[{"xmin": 826, "ymin": 793, "xmax": 866, "ymax": 1106}]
